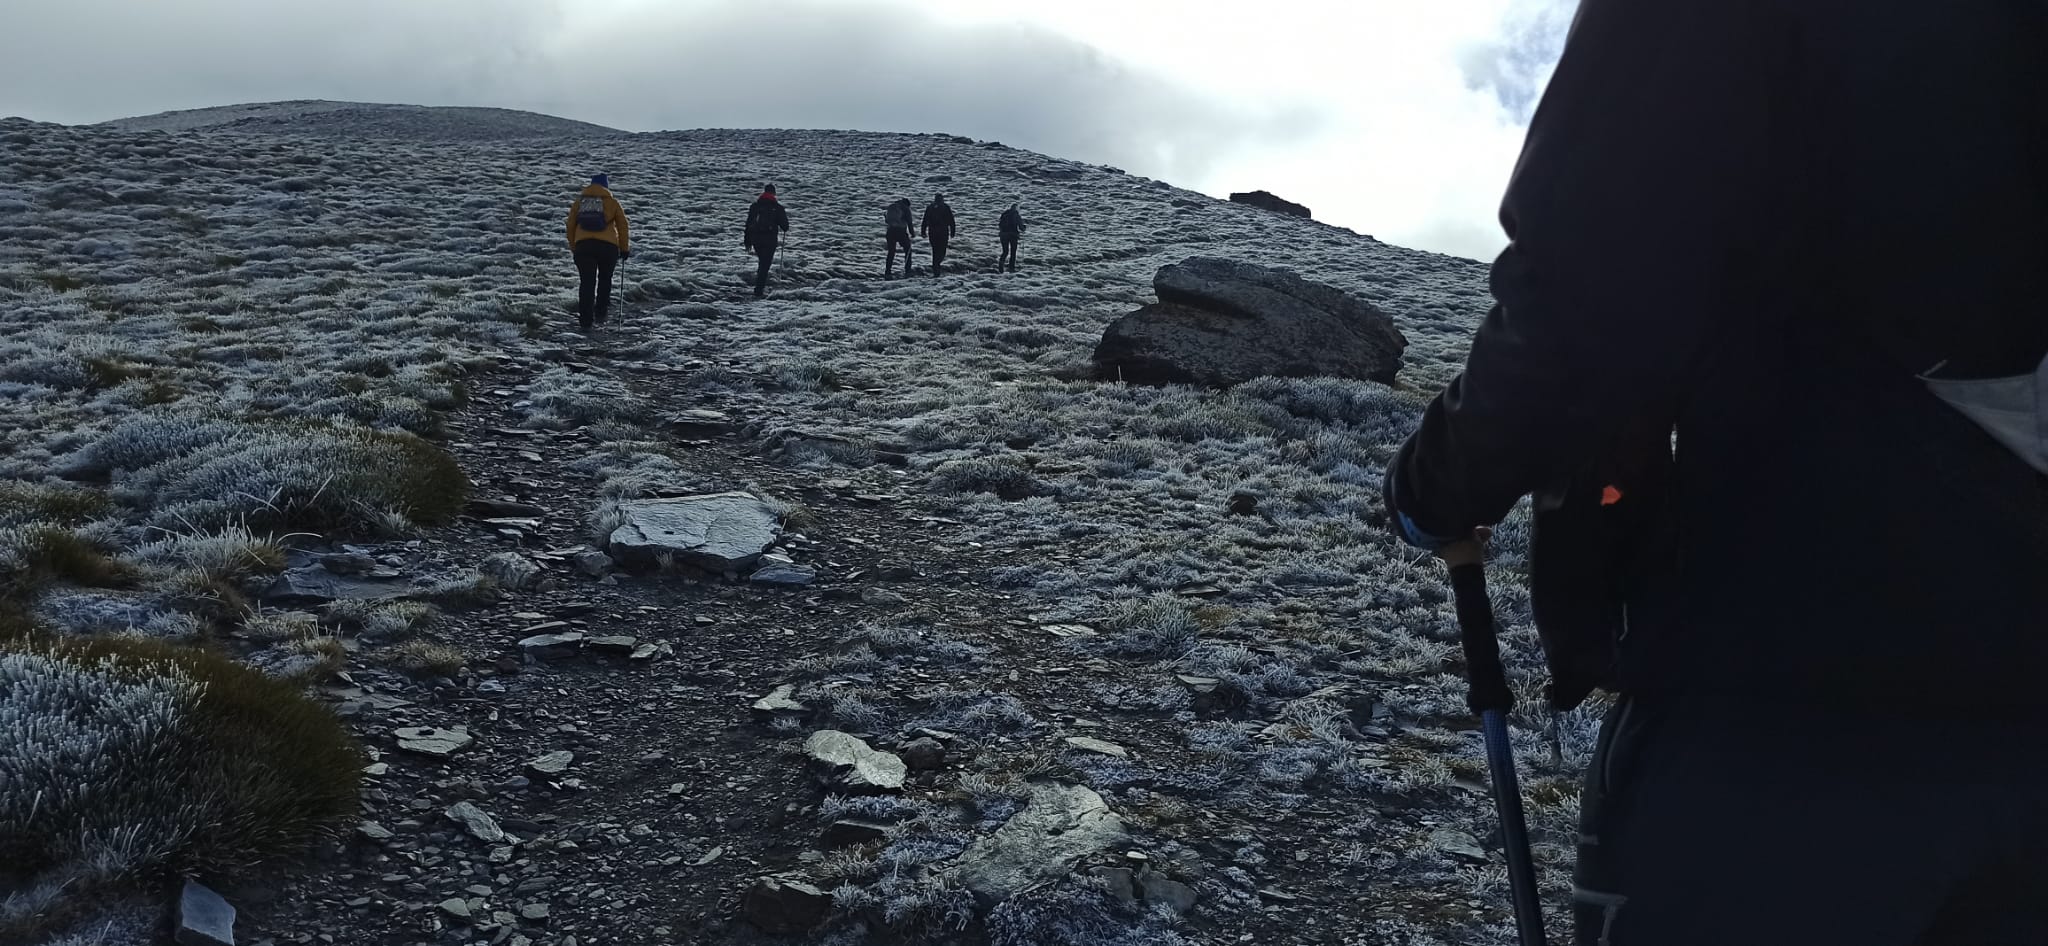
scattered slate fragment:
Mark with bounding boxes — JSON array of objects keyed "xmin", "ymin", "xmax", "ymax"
[{"xmin": 393, "ymin": 727, "xmax": 473, "ymax": 758}]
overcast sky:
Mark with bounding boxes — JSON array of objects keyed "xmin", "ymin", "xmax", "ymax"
[{"xmin": 0, "ymin": 0, "xmax": 1577, "ymax": 260}]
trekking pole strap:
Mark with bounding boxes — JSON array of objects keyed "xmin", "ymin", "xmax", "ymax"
[{"xmin": 1450, "ymin": 563, "xmax": 1515, "ymax": 715}]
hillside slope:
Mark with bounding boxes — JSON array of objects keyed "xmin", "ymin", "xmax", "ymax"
[
  {"xmin": 100, "ymin": 99, "xmax": 625, "ymax": 140},
  {"xmin": 0, "ymin": 105, "xmax": 1587, "ymax": 946}
]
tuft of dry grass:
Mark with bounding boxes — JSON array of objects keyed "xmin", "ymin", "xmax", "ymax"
[
  {"xmin": 389, "ymin": 638, "xmax": 464, "ymax": 676},
  {"xmin": 1, "ymin": 526, "xmax": 141, "ymax": 597}
]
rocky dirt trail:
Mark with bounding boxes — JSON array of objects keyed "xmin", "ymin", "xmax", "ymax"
[
  {"xmin": 237, "ymin": 278, "xmax": 1521, "ymax": 946},
  {"xmin": 240, "ymin": 328, "xmax": 1011, "ymax": 944}
]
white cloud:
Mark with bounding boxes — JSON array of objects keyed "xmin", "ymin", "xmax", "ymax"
[{"xmin": 0, "ymin": 0, "xmax": 1577, "ymax": 259}]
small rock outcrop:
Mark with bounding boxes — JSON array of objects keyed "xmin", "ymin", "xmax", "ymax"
[
  {"xmin": 606, "ymin": 492, "xmax": 781, "ymax": 572},
  {"xmin": 1092, "ymin": 257, "xmax": 1406, "ymax": 388},
  {"xmin": 444, "ymin": 801, "xmax": 507, "ymax": 843},
  {"xmin": 951, "ymin": 783, "xmax": 1125, "ymax": 904},
  {"xmin": 260, "ymin": 564, "xmax": 409, "ymax": 607},
  {"xmin": 1228, "ymin": 189, "xmax": 1311, "ymax": 218},
  {"xmin": 803, "ymin": 730, "xmax": 908, "ymax": 793},
  {"xmin": 176, "ymin": 880, "xmax": 236, "ymax": 946},
  {"xmin": 525, "ymin": 750, "xmax": 574, "ymax": 778}
]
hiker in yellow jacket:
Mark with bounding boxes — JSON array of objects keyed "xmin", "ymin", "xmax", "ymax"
[{"xmin": 567, "ymin": 174, "xmax": 630, "ymax": 331}]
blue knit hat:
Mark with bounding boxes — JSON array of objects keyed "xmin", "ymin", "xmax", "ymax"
[{"xmin": 591, "ymin": 173, "xmax": 609, "ymax": 188}]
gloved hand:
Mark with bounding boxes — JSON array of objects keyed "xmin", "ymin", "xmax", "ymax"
[{"xmin": 620, "ymin": 252, "xmax": 630, "ymax": 262}]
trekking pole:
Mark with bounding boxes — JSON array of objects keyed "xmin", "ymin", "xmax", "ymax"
[{"xmin": 1445, "ymin": 541, "xmax": 1548, "ymax": 946}]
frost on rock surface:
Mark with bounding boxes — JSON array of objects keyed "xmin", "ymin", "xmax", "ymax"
[
  {"xmin": 605, "ymin": 492, "xmax": 781, "ymax": 572},
  {"xmin": 803, "ymin": 730, "xmax": 908, "ymax": 793},
  {"xmin": 1093, "ymin": 256, "xmax": 1408, "ymax": 388},
  {"xmin": 952, "ymin": 783, "xmax": 1126, "ymax": 905}
]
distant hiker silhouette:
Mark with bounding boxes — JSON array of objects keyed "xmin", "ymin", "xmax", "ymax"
[
  {"xmin": 567, "ymin": 173, "xmax": 629, "ymax": 331},
  {"xmin": 743, "ymin": 184, "xmax": 789, "ymax": 298},
  {"xmin": 998, "ymin": 202, "xmax": 1025, "ymax": 273},
  {"xmin": 884, "ymin": 198, "xmax": 915, "ymax": 278},
  {"xmin": 921, "ymin": 194, "xmax": 957, "ymax": 277}
]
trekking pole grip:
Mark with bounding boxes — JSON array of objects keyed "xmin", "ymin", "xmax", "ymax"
[{"xmin": 1449, "ymin": 561, "xmax": 1516, "ymax": 716}]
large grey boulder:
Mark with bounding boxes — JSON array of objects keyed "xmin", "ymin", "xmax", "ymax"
[
  {"xmin": 605, "ymin": 492, "xmax": 781, "ymax": 572},
  {"xmin": 1092, "ymin": 257, "xmax": 1406, "ymax": 388},
  {"xmin": 951, "ymin": 783, "xmax": 1125, "ymax": 905}
]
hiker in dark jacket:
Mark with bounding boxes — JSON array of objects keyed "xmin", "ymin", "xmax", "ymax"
[
  {"xmin": 884, "ymin": 198, "xmax": 915, "ymax": 278},
  {"xmin": 743, "ymin": 184, "xmax": 789, "ymax": 298},
  {"xmin": 997, "ymin": 202, "xmax": 1024, "ymax": 273},
  {"xmin": 566, "ymin": 173, "xmax": 629, "ymax": 331},
  {"xmin": 1382, "ymin": 2, "xmax": 2048, "ymax": 943},
  {"xmin": 920, "ymin": 194, "xmax": 957, "ymax": 277}
]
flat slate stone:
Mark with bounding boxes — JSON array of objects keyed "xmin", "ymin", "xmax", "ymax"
[
  {"xmin": 749, "ymin": 562, "xmax": 816, "ymax": 586},
  {"xmin": 261, "ymin": 565, "xmax": 410, "ymax": 607},
  {"xmin": 393, "ymin": 726, "xmax": 474, "ymax": 758},
  {"xmin": 751, "ymin": 684, "xmax": 808, "ymax": 720},
  {"xmin": 518, "ymin": 631, "xmax": 585, "ymax": 659},
  {"xmin": 445, "ymin": 801, "xmax": 507, "ymax": 843},
  {"xmin": 526, "ymin": 750, "xmax": 574, "ymax": 778},
  {"xmin": 1063, "ymin": 736, "xmax": 1129, "ymax": 758},
  {"xmin": 175, "ymin": 879, "xmax": 236, "ymax": 946},
  {"xmin": 606, "ymin": 492, "xmax": 781, "ymax": 572}
]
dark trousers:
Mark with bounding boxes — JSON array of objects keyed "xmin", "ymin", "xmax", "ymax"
[
  {"xmin": 753, "ymin": 240, "xmax": 777, "ymax": 297},
  {"xmin": 573, "ymin": 239, "xmax": 618, "ymax": 327},
  {"xmin": 999, "ymin": 236, "xmax": 1019, "ymax": 271},
  {"xmin": 1574, "ymin": 695, "xmax": 2048, "ymax": 945},
  {"xmin": 928, "ymin": 237, "xmax": 949, "ymax": 276},
  {"xmin": 885, "ymin": 228, "xmax": 913, "ymax": 276}
]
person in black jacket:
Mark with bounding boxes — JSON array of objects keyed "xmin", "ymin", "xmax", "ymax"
[
  {"xmin": 920, "ymin": 193, "xmax": 956, "ymax": 277},
  {"xmin": 1382, "ymin": 2, "xmax": 2048, "ymax": 943},
  {"xmin": 997, "ymin": 202, "xmax": 1024, "ymax": 273},
  {"xmin": 743, "ymin": 184, "xmax": 789, "ymax": 298},
  {"xmin": 884, "ymin": 198, "xmax": 915, "ymax": 278}
]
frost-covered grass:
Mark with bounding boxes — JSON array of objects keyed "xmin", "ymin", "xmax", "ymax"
[
  {"xmin": 0, "ymin": 634, "xmax": 362, "ymax": 943},
  {"xmin": 1, "ymin": 112, "xmax": 1551, "ymax": 941}
]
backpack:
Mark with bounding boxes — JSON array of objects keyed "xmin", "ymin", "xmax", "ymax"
[
  {"xmin": 576, "ymin": 195, "xmax": 608, "ymax": 233},
  {"xmin": 886, "ymin": 203, "xmax": 911, "ymax": 230},
  {"xmin": 748, "ymin": 201, "xmax": 781, "ymax": 240},
  {"xmin": 1000, "ymin": 209, "xmax": 1022, "ymax": 236}
]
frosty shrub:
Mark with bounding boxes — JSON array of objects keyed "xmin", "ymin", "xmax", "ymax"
[
  {"xmin": 121, "ymin": 525, "xmax": 284, "ymax": 581},
  {"xmin": 1098, "ymin": 594, "xmax": 1200, "ymax": 658},
  {"xmin": 0, "ymin": 481, "xmax": 110, "ymax": 528},
  {"xmin": 0, "ymin": 635, "xmax": 362, "ymax": 941},
  {"xmin": 72, "ymin": 414, "xmax": 468, "ymax": 534},
  {"xmin": 525, "ymin": 367, "xmax": 646, "ymax": 428},
  {"xmin": 931, "ymin": 456, "xmax": 1044, "ymax": 500},
  {"xmin": 986, "ymin": 880, "xmax": 1193, "ymax": 946}
]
